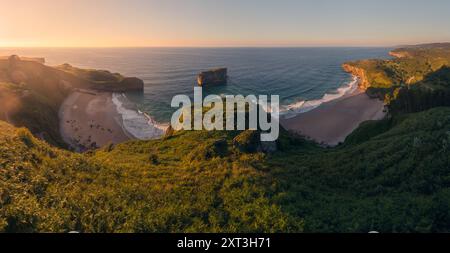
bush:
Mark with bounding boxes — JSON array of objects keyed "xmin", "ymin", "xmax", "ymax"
[
  {"xmin": 233, "ymin": 130, "xmax": 260, "ymax": 153},
  {"xmin": 15, "ymin": 128, "xmax": 35, "ymax": 147}
]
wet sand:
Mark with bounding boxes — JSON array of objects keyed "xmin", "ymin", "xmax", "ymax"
[
  {"xmin": 59, "ymin": 90, "xmax": 131, "ymax": 151},
  {"xmin": 280, "ymin": 90, "xmax": 386, "ymax": 146}
]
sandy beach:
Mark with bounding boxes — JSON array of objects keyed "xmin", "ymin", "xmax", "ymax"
[
  {"xmin": 59, "ymin": 90, "xmax": 131, "ymax": 151},
  {"xmin": 280, "ymin": 90, "xmax": 386, "ymax": 146},
  {"xmin": 59, "ymin": 83, "xmax": 385, "ymax": 150}
]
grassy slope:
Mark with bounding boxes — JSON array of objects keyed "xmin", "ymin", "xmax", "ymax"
[
  {"xmin": 0, "ymin": 82, "xmax": 68, "ymax": 147},
  {"xmin": 268, "ymin": 108, "xmax": 450, "ymax": 232},
  {"xmin": 1, "ymin": 107, "xmax": 450, "ymax": 232},
  {"xmin": 0, "ymin": 123, "xmax": 302, "ymax": 232}
]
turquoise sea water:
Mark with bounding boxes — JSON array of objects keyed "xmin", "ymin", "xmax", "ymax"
[{"xmin": 0, "ymin": 47, "xmax": 390, "ymax": 123}]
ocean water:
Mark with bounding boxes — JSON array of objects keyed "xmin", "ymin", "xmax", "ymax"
[{"xmin": 0, "ymin": 47, "xmax": 390, "ymax": 124}]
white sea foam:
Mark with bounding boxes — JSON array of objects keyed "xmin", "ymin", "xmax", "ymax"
[
  {"xmin": 112, "ymin": 93, "xmax": 169, "ymax": 140},
  {"xmin": 280, "ymin": 76, "xmax": 359, "ymax": 119}
]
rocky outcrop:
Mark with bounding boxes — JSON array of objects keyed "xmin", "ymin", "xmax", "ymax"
[
  {"xmin": 342, "ymin": 63, "xmax": 370, "ymax": 90},
  {"xmin": 56, "ymin": 63, "xmax": 144, "ymax": 92},
  {"xmin": 389, "ymin": 51, "xmax": 410, "ymax": 59},
  {"xmin": 4, "ymin": 55, "xmax": 45, "ymax": 64},
  {"xmin": 197, "ymin": 68, "xmax": 227, "ymax": 86},
  {"xmin": 232, "ymin": 130, "xmax": 278, "ymax": 154},
  {"xmin": 98, "ymin": 77, "xmax": 144, "ymax": 92},
  {"xmin": 119, "ymin": 77, "xmax": 144, "ymax": 91}
]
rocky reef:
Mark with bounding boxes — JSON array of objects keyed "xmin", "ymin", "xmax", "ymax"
[{"xmin": 197, "ymin": 68, "xmax": 227, "ymax": 86}]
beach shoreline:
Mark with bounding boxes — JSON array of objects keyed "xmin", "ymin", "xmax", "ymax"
[
  {"xmin": 59, "ymin": 90, "xmax": 132, "ymax": 151},
  {"xmin": 59, "ymin": 81, "xmax": 385, "ymax": 150},
  {"xmin": 59, "ymin": 90, "xmax": 168, "ymax": 152},
  {"xmin": 280, "ymin": 86, "xmax": 386, "ymax": 146},
  {"xmin": 58, "ymin": 68, "xmax": 384, "ymax": 150}
]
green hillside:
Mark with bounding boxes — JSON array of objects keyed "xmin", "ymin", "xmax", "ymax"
[
  {"xmin": 1, "ymin": 106, "xmax": 450, "ymax": 232},
  {"xmin": 344, "ymin": 43, "xmax": 450, "ymax": 114},
  {"xmin": 0, "ymin": 121, "xmax": 302, "ymax": 232},
  {"xmin": 346, "ymin": 43, "xmax": 450, "ymax": 89}
]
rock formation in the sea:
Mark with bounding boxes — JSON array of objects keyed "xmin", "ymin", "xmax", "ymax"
[{"xmin": 197, "ymin": 68, "xmax": 227, "ymax": 86}]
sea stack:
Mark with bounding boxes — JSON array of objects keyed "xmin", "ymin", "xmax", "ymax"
[{"xmin": 197, "ymin": 68, "xmax": 227, "ymax": 86}]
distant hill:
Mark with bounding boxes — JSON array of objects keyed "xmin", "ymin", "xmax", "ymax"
[{"xmin": 394, "ymin": 42, "xmax": 450, "ymax": 50}]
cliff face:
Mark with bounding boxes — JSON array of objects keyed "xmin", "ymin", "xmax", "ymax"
[
  {"xmin": 389, "ymin": 51, "xmax": 410, "ymax": 58},
  {"xmin": 342, "ymin": 64, "xmax": 370, "ymax": 90},
  {"xmin": 100, "ymin": 77, "xmax": 144, "ymax": 92},
  {"xmin": 197, "ymin": 68, "xmax": 227, "ymax": 86},
  {"xmin": 56, "ymin": 63, "xmax": 144, "ymax": 92}
]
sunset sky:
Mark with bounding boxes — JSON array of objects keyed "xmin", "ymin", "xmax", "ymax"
[{"xmin": 1, "ymin": 0, "xmax": 450, "ymax": 47}]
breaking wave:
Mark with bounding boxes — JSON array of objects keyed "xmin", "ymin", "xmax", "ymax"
[
  {"xmin": 112, "ymin": 93, "xmax": 169, "ymax": 140},
  {"xmin": 280, "ymin": 76, "xmax": 359, "ymax": 119}
]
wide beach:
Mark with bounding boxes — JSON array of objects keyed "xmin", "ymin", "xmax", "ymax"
[
  {"xmin": 59, "ymin": 86, "xmax": 385, "ymax": 150},
  {"xmin": 280, "ymin": 89, "xmax": 386, "ymax": 146},
  {"xmin": 59, "ymin": 89, "xmax": 169, "ymax": 151},
  {"xmin": 59, "ymin": 90, "xmax": 131, "ymax": 151}
]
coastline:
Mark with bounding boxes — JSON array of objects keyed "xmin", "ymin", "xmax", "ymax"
[
  {"xmin": 59, "ymin": 75, "xmax": 384, "ymax": 150},
  {"xmin": 280, "ymin": 75, "xmax": 360, "ymax": 118},
  {"xmin": 56, "ymin": 59, "xmax": 384, "ymax": 150},
  {"xmin": 280, "ymin": 81, "xmax": 386, "ymax": 146},
  {"xmin": 59, "ymin": 90, "xmax": 168, "ymax": 151},
  {"xmin": 111, "ymin": 93, "xmax": 169, "ymax": 140},
  {"xmin": 59, "ymin": 90, "xmax": 132, "ymax": 151}
]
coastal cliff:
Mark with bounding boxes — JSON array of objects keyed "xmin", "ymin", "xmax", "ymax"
[
  {"xmin": 88, "ymin": 77, "xmax": 144, "ymax": 92},
  {"xmin": 389, "ymin": 51, "xmax": 410, "ymax": 58},
  {"xmin": 343, "ymin": 44, "xmax": 450, "ymax": 114},
  {"xmin": 57, "ymin": 63, "xmax": 144, "ymax": 92},
  {"xmin": 342, "ymin": 63, "xmax": 370, "ymax": 90}
]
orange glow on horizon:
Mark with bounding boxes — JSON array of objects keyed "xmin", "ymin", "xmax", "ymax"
[{"xmin": 1, "ymin": 0, "xmax": 449, "ymax": 48}]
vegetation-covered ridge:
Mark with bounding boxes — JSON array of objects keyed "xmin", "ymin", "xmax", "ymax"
[
  {"xmin": 343, "ymin": 43, "xmax": 450, "ymax": 114},
  {"xmin": 2, "ymin": 105, "xmax": 450, "ymax": 232},
  {"xmin": 0, "ymin": 120, "xmax": 303, "ymax": 232}
]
